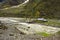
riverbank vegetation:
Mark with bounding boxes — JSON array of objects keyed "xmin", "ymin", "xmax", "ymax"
[{"xmin": 34, "ymin": 19, "xmax": 60, "ymax": 27}]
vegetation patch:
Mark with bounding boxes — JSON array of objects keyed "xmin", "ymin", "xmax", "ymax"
[
  {"xmin": 36, "ymin": 32, "xmax": 51, "ymax": 37},
  {"xmin": 34, "ymin": 19, "xmax": 60, "ymax": 27}
]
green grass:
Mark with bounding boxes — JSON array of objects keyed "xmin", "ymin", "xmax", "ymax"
[
  {"xmin": 35, "ymin": 19, "xmax": 60, "ymax": 27},
  {"xmin": 36, "ymin": 32, "xmax": 51, "ymax": 37}
]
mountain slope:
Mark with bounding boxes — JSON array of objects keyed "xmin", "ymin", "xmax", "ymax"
[
  {"xmin": 0, "ymin": 0, "xmax": 26, "ymax": 9},
  {"xmin": 0, "ymin": 0, "xmax": 60, "ymax": 19},
  {"xmin": 23, "ymin": 0, "xmax": 60, "ymax": 18}
]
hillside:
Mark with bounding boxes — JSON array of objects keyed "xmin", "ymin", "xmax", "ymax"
[
  {"xmin": 0, "ymin": 0, "xmax": 26, "ymax": 8},
  {"xmin": 23, "ymin": 0, "xmax": 60, "ymax": 18},
  {"xmin": 0, "ymin": 0, "xmax": 60, "ymax": 19}
]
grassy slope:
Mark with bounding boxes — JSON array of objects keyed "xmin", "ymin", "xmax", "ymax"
[
  {"xmin": 0, "ymin": 0, "xmax": 60, "ymax": 18},
  {"xmin": 23, "ymin": 0, "xmax": 60, "ymax": 18}
]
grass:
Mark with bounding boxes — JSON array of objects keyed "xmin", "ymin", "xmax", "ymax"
[
  {"xmin": 34, "ymin": 19, "xmax": 60, "ymax": 27},
  {"xmin": 36, "ymin": 32, "xmax": 51, "ymax": 37}
]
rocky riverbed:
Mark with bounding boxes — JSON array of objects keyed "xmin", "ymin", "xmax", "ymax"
[{"xmin": 0, "ymin": 17, "xmax": 60, "ymax": 40}]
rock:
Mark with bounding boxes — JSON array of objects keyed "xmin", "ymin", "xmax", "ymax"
[
  {"xmin": 37, "ymin": 18, "xmax": 47, "ymax": 22},
  {"xmin": 9, "ymin": 33, "xmax": 14, "ymax": 36},
  {"xmin": 0, "ymin": 17, "xmax": 60, "ymax": 36},
  {"xmin": 15, "ymin": 22, "xmax": 60, "ymax": 35}
]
